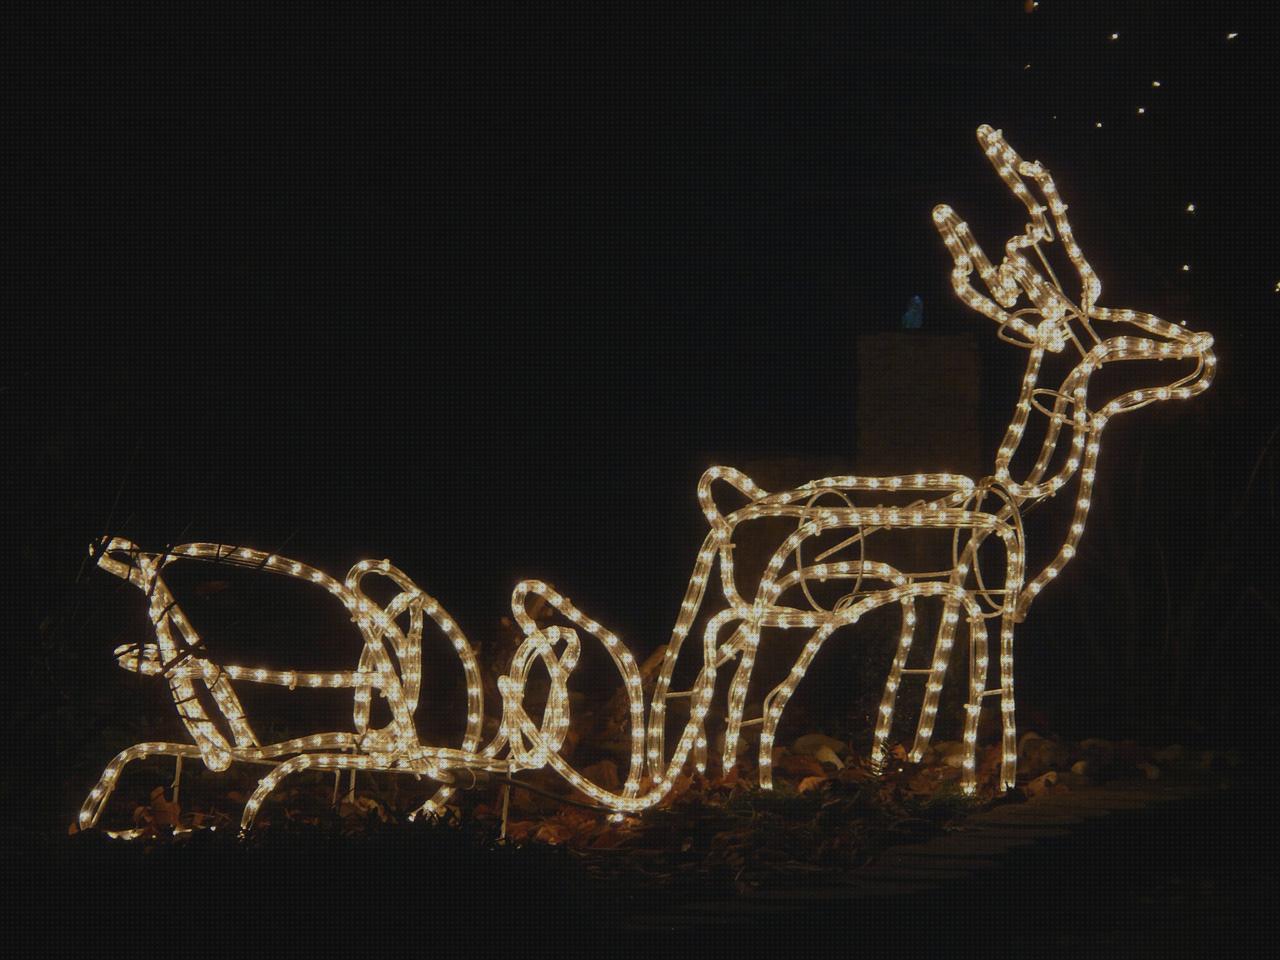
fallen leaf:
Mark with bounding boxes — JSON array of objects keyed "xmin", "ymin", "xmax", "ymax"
[
  {"xmin": 535, "ymin": 822, "xmax": 573, "ymax": 844},
  {"xmin": 503, "ymin": 820, "xmax": 537, "ymax": 842},
  {"xmin": 814, "ymin": 745, "xmax": 845, "ymax": 769},
  {"xmin": 589, "ymin": 829, "xmax": 630, "ymax": 850},
  {"xmin": 148, "ymin": 785, "xmax": 181, "ymax": 829},
  {"xmin": 792, "ymin": 733, "xmax": 848, "ymax": 758},
  {"xmin": 776, "ymin": 752, "xmax": 825, "ymax": 779},
  {"xmin": 1025, "ymin": 771, "xmax": 1058, "ymax": 798},
  {"xmin": 797, "ymin": 775, "xmax": 829, "ymax": 794}
]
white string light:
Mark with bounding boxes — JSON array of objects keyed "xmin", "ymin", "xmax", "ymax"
[{"xmin": 79, "ymin": 125, "xmax": 1215, "ymax": 833}]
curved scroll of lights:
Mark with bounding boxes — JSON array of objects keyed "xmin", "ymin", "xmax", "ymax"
[{"xmin": 79, "ymin": 125, "xmax": 1215, "ymax": 832}]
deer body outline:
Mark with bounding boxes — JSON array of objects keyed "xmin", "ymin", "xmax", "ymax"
[
  {"xmin": 79, "ymin": 125, "xmax": 1214, "ymax": 831},
  {"xmin": 638, "ymin": 123, "xmax": 1214, "ymax": 794}
]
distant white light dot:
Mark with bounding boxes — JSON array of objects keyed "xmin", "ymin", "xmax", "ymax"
[
  {"xmin": 1186, "ymin": 203, "xmax": 1196, "ymax": 213},
  {"xmin": 1137, "ymin": 106, "xmax": 1145, "ymax": 114},
  {"xmin": 1227, "ymin": 32, "xmax": 1239, "ymax": 40},
  {"xmin": 1181, "ymin": 264, "xmax": 1191, "ymax": 272},
  {"xmin": 1152, "ymin": 80, "xmax": 1162, "ymax": 88},
  {"xmin": 1110, "ymin": 33, "xmax": 1119, "ymax": 40}
]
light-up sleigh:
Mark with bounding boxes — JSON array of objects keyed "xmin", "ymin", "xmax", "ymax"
[
  {"xmin": 80, "ymin": 124, "xmax": 1216, "ymax": 833},
  {"xmin": 78, "ymin": 538, "xmax": 490, "ymax": 833}
]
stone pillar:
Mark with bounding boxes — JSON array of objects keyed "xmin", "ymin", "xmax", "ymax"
[{"xmin": 855, "ymin": 331, "xmax": 984, "ymax": 480}]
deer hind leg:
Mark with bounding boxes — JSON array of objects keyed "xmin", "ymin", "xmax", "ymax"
[
  {"xmin": 871, "ymin": 597, "xmax": 918, "ymax": 773},
  {"xmin": 78, "ymin": 742, "xmax": 203, "ymax": 831},
  {"xmin": 960, "ymin": 611, "xmax": 990, "ymax": 796},
  {"xmin": 998, "ymin": 616, "xmax": 1017, "ymax": 791},
  {"xmin": 909, "ymin": 595, "xmax": 961, "ymax": 762},
  {"xmin": 756, "ymin": 621, "xmax": 840, "ymax": 789}
]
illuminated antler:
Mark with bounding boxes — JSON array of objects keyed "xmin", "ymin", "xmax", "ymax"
[{"xmin": 931, "ymin": 124, "xmax": 1103, "ymax": 353}]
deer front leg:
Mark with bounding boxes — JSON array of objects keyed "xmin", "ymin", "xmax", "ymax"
[
  {"xmin": 756, "ymin": 622, "xmax": 839, "ymax": 789},
  {"xmin": 871, "ymin": 597, "xmax": 917, "ymax": 772},
  {"xmin": 720, "ymin": 622, "xmax": 759, "ymax": 774},
  {"xmin": 999, "ymin": 615, "xmax": 1018, "ymax": 791},
  {"xmin": 909, "ymin": 597, "xmax": 961, "ymax": 761},
  {"xmin": 960, "ymin": 612, "xmax": 990, "ymax": 796}
]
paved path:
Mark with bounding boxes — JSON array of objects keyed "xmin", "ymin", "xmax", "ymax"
[{"xmin": 621, "ymin": 771, "xmax": 1270, "ymax": 951}]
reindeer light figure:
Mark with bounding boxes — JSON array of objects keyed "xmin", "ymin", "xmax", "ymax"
[
  {"xmin": 79, "ymin": 125, "xmax": 1215, "ymax": 832},
  {"xmin": 512, "ymin": 123, "xmax": 1216, "ymax": 800},
  {"xmin": 646, "ymin": 124, "xmax": 1215, "ymax": 795}
]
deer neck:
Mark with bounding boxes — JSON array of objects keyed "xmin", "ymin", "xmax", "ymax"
[
  {"xmin": 988, "ymin": 349, "xmax": 1106, "ymax": 620},
  {"xmin": 992, "ymin": 348, "xmax": 1082, "ymax": 491}
]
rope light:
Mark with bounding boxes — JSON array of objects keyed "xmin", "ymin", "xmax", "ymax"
[{"xmin": 78, "ymin": 125, "xmax": 1214, "ymax": 833}]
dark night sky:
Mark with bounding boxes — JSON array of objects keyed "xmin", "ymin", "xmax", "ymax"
[{"xmin": 8, "ymin": 4, "xmax": 1278, "ymax": 715}]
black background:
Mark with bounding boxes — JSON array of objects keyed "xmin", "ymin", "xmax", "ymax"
[{"xmin": 6, "ymin": 4, "xmax": 1279, "ymax": 813}]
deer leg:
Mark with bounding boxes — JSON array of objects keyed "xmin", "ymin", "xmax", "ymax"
[
  {"xmin": 909, "ymin": 596, "xmax": 960, "ymax": 762},
  {"xmin": 721, "ymin": 623, "xmax": 759, "ymax": 774},
  {"xmin": 78, "ymin": 742, "xmax": 202, "ymax": 831},
  {"xmin": 757, "ymin": 622, "xmax": 838, "ymax": 789},
  {"xmin": 871, "ymin": 597, "xmax": 917, "ymax": 772},
  {"xmin": 999, "ymin": 617, "xmax": 1018, "ymax": 791},
  {"xmin": 960, "ymin": 611, "xmax": 990, "ymax": 796}
]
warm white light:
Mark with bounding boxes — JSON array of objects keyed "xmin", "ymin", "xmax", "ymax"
[{"xmin": 79, "ymin": 125, "xmax": 1215, "ymax": 832}]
